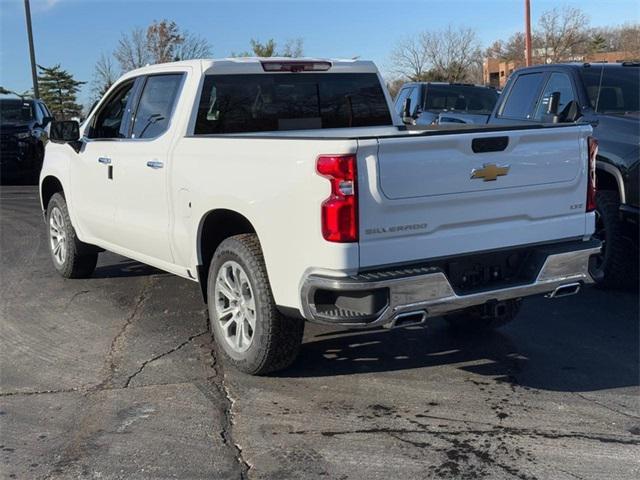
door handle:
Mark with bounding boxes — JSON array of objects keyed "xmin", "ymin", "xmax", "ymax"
[
  {"xmin": 146, "ymin": 160, "xmax": 164, "ymax": 169},
  {"xmin": 98, "ymin": 157, "xmax": 111, "ymax": 165}
]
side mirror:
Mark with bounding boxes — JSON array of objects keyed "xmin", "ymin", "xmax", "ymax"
[
  {"xmin": 402, "ymin": 98, "xmax": 413, "ymax": 125},
  {"xmin": 547, "ymin": 92, "xmax": 560, "ymax": 116},
  {"xmin": 41, "ymin": 116, "xmax": 54, "ymax": 128},
  {"xmin": 50, "ymin": 120, "xmax": 80, "ymax": 143}
]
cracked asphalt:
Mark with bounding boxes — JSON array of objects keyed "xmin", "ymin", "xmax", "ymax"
[{"xmin": 1, "ymin": 185, "xmax": 639, "ymax": 480}]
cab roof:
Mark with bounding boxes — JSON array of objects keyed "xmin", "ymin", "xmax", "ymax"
[{"xmin": 122, "ymin": 57, "xmax": 380, "ymax": 78}]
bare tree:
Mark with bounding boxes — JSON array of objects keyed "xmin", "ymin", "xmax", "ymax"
[
  {"xmin": 233, "ymin": 38, "xmax": 304, "ymax": 57},
  {"xmin": 91, "ymin": 53, "xmax": 118, "ymax": 99},
  {"xmin": 175, "ymin": 32, "xmax": 212, "ymax": 60},
  {"xmin": 617, "ymin": 24, "xmax": 640, "ymax": 57},
  {"xmin": 536, "ymin": 6, "xmax": 590, "ymax": 62},
  {"xmin": 485, "ymin": 32, "xmax": 526, "ymax": 62},
  {"xmin": 421, "ymin": 26, "xmax": 482, "ymax": 82},
  {"xmin": 390, "ymin": 26, "xmax": 481, "ymax": 82},
  {"xmin": 114, "ymin": 21, "xmax": 213, "ymax": 72},
  {"xmin": 389, "ymin": 36, "xmax": 429, "ymax": 81},
  {"xmin": 146, "ymin": 20, "xmax": 183, "ymax": 64},
  {"xmin": 386, "ymin": 78, "xmax": 406, "ymax": 99},
  {"xmin": 114, "ymin": 27, "xmax": 150, "ymax": 72},
  {"xmin": 586, "ymin": 24, "xmax": 640, "ymax": 57},
  {"xmin": 281, "ymin": 38, "xmax": 304, "ymax": 57}
]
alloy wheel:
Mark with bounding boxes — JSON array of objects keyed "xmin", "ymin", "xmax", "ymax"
[
  {"xmin": 214, "ymin": 260, "xmax": 256, "ymax": 353},
  {"xmin": 49, "ymin": 206, "xmax": 67, "ymax": 266}
]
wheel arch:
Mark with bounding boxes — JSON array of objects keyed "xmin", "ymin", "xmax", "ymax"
[
  {"xmin": 40, "ymin": 175, "xmax": 65, "ymax": 212},
  {"xmin": 596, "ymin": 161, "xmax": 625, "ymax": 203},
  {"xmin": 196, "ymin": 208, "xmax": 257, "ymax": 302}
]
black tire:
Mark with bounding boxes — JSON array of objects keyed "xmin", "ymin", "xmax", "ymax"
[
  {"xmin": 444, "ymin": 299, "xmax": 522, "ymax": 332},
  {"xmin": 592, "ymin": 190, "xmax": 636, "ymax": 289},
  {"xmin": 207, "ymin": 233, "xmax": 304, "ymax": 375},
  {"xmin": 46, "ymin": 193, "xmax": 98, "ymax": 279}
]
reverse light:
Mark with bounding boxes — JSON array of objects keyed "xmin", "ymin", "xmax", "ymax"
[
  {"xmin": 587, "ymin": 136, "xmax": 598, "ymax": 212},
  {"xmin": 317, "ymin": 155, "xmax": 358, "ymax": 242},
  {"xmin": 261, "ymin": 61, "xmax": 332, "ymax": 72}
]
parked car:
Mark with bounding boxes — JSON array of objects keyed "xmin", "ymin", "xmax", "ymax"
[
  {"xmin": 488, "ymin": 62, "xmax": 639, "ymax": 288},
  {"xmin": 42, "ymin": 58, "xmax": 600, "ymax": 375},
  {"xmin": 0, "ymin": 97, "xmax": 53, "ymax": 183},
  {"xmin": 394, "ymin": 82, "xmax": 499, "ymax": 125}
]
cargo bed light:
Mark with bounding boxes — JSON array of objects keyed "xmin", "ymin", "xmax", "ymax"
[{"xmin": 261, "ymin": 61, "xmax": 332, "ymax": 72}]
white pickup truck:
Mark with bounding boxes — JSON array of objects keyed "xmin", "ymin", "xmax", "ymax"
[{"xmin": 42, "ymin": 58, "xmax": 600, "ymax": 374}]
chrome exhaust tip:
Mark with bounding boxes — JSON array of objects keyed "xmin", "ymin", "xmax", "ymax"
[
  {"xmin": 545, "ymin": 282, "xmax": 581, "ymax": 299},
  {"xmin": 388, "ymin": 310, "xmax": 427, "ymax": 329}
]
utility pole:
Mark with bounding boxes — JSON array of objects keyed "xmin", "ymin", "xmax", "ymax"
[
  {"xmin": 24, "ymin": 0, "xmax": 39, "ymax": 98},
  {"xmin": 525, "ymin": 0, "xmax": 533, "ymax": 67}
]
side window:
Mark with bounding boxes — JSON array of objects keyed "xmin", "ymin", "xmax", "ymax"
[
  {"xmin": 408, "ymin": 86, "xmax": 421, "ymax": 115},
  {"xmin": 32, "ymin": 102, "xmax": 44, "ymax": 124},
  {"xmin": 499, "ymin": 72, "xmax": 545, "ymax": 120},
  {"xmin": 89, "ymin": 80, "xmax": 136, "ymax": 139},
  {"xmin": 131, "ymin": 74, "xmax": 183, "ymax": 139},
  {"xmin": 534, "ymin": 72, "xmax": 576, "ymax": 121},
  {"xmin": 394, "ymin": 87, "xmax": 412, "ymax": 116}
]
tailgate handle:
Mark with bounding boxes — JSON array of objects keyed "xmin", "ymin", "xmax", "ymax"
[{"xmin": 472, "ymin": 136, "xmax": 509, "ymax": 153}]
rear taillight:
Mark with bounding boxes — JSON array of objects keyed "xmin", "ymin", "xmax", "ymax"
[
  {"xmin": 316, "ymin": 155, "xmax": 358, "ymax": 242},
  {"xmin": 587, "ymin": 136, "xmax": 598, "ymax": 212}
]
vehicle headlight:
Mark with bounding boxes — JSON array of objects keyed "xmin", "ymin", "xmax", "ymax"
[{"xmin": 15, "ymin": 132, "xmax": 32, "ymax": 139}]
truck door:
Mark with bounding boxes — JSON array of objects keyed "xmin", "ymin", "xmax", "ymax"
[
  {"xmin": 70, "ymin": 78, "xmax": 139, "ymax": 244},
  {"xmin": 111, "ymin": 72, "xmax": 186, "ymax": 265}
]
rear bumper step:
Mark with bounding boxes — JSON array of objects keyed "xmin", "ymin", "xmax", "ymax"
[{"xmin": 301, "ymin": 240, "xmax": 601, "ymax": 327}]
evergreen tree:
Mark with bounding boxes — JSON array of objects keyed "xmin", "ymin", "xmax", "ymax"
[{"xmin": 37, "ymin": 64, "xmax": 85, "ymax": 119}]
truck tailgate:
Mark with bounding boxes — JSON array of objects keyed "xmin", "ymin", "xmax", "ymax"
[{"xmin": 357, "ymin": 125, "xmax": 594, "ymax": 268}]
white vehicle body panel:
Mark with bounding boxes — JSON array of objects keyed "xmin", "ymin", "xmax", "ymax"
[
  {"xmin": 39, "ymin": 58, "xmax": 596, "ymax": 315},
  {"xmin": 357, "ymin": 126, "xmax": 594, "ymax": 267}
]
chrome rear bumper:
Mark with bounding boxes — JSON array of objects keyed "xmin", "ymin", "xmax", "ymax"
[{"xmin": 301, "ymin": 241, "xmax": 601, "ymax": 328}]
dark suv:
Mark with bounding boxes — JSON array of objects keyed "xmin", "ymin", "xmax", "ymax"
[
  {"xmin": 0, "ymin": 97, "xmax": 53, "ymax": 184},
  {"xmin": 394, "ymin": 82, "xmax": 499, "ymax": 125},
  {"xmin": 488, "ymin": 62, "xmax": 639, "ymax": 288}
]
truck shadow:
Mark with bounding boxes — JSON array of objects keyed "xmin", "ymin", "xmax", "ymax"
[
  {"xmin": 92, "ymin": 259, "xmax": 163, "ymax": 279},
  {"xmin": 280, "ymin": 287, "xmax": 639, "ymax": 393}
]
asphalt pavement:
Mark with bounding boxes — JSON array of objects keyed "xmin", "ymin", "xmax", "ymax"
[{"xmin": 1, "ymin": 185, "xmax": 638, "ymax": 480}]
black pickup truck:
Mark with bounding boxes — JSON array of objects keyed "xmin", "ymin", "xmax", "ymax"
[
  {"xmin": 488, "ymin": 62, "xmax": 639, "ymax": 288},
  {"xmin": 0, "ymin": 97, "xmax": 53, "ymax": 184}
]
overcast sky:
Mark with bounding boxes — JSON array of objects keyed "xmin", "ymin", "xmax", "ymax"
[{"xmin": 1, "ymin": 0, "xmax": 638, "ymax": 105}]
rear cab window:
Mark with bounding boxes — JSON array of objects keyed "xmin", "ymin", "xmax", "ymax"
[
  {"xmin": 498, "ymin": 72, "xmax": 546, "ymax": 120},
  {"xmin": 194, "ymin": 73, "xmax": 392, "ymax": 134},
  {"xmin": 579, "ymin": 66, "xmax": 640, "ymax": 113},
  {"xmin": 424, "ymin": 85, "xmax": 498, "ymax": 114}
]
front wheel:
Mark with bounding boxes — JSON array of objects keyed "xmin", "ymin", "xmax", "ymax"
[
  {"xmin": 207, "ymin": 234, "xmax": 304, "ymax": 375},
  {"xmin": 46, "ymin": 193, "xmax": 98, "ymax": 278}
]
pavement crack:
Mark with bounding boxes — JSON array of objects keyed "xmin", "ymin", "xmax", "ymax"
[
  {"xmin": 574, "ymin": 392, "xmax": 640, "ymax": 420},
  {"xmin": 206, "ymin": 346, "xmax": 251, "ymax": 480},
  {"xmin": 64, "ymin": 290, "xmax": 90, "ymax": 310},
  {"xmin": 93, "ymin": 276, "xmax": 154, "ymax": 390},
  {"xmin": 0, "ymin": 388, "xmax": 78, "ymax": 397},
  {"xmin": 291, "ymin": 423, "xmax": 640, "ymax": 446},
  {"xmin": 123, "ymin": 331, "xmax": 208, "ymax": 388}
]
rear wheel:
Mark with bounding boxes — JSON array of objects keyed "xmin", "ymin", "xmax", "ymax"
[
  {"xmin": 444, "ymin": 299, "xmax": 521, "ymax": 331},
  {"xmin": 46, "ymin": 193, "xmax": 98, "ymax": 278},
  {"xmin": 591, "ymin": 190, "xmax": 636, "ymax": 289},
  {"xmin": 207, "ymin": 234, "xmax": 304, "ymax": 375}
]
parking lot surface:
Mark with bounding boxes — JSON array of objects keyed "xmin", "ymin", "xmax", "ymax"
[{"xmin": 1, "ymin": 186, "xmax": 639, "ymax": 479}]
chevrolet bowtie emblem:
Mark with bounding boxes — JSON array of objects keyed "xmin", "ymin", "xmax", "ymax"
[{"xmin": 470, "ymin": 163, "xmax": 511, "ymax": 181}]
